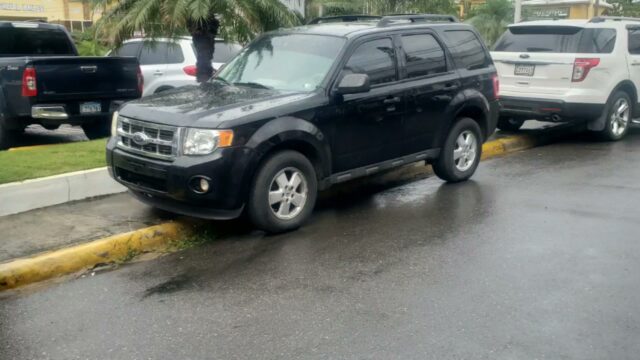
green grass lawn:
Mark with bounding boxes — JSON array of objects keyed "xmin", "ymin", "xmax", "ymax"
[{"xmin": 0, "ymin": 139, "xmax": 108, "ymax": 184}]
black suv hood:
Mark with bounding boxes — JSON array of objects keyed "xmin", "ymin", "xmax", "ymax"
[{"xmin": 119, "ymin": 82, "xmax": 316, "ymax": 128}]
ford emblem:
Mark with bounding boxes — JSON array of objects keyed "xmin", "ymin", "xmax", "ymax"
[{"xmin": 132, "ymin": 132, "xmax": 150, "ymax": 146}]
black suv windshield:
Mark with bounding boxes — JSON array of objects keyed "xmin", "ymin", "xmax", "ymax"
[
  {"xmin": 493, "ymin": 26, "xmax": 616, "ymax": 54},
  {"xmin": 216, "ymin": 34, "xmax": 345, "ymax": 92}
]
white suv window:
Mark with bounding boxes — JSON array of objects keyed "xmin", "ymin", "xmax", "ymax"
[
  {"xmin": 628, "ymin": 28, "xmax": 640, "ymax": 54},
  {"xmin": 494, "ymin": 26, "xmax": 616, "ymax": 54}
]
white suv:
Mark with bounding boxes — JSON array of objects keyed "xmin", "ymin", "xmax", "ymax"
[
  {"xmin": 492, "ymin": 17, "xmax": 640, "ymax": 140},
  {"xmin": 110, "ymin": 37, "xmax": 242, "ymax": 96}
]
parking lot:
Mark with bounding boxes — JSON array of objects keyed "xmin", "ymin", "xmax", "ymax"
[{"xmin": 2, "ymin": 130, "xmax": 639, "ymax": 359}]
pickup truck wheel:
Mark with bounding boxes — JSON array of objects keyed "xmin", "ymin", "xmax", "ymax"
[
  {"xmin": 248, "ymin": 150, "xmax": 318, "ymax": 233},
  {"xmin": 497, "ymin": 116, "xmax": 525, "ymax": 132},
  {"xmin": 596, "ymin": 91, "xmax": 631, "ymax": 141},
  {"xmin": 82, "ymin": 119, "xmax": 111, "ymax": 140},
  {"xmin": 0, "ymin": 121, "xmax": 17, "ymax": 150},
  {"xmin": 433, "ymin": 117, "xmax": 483, "ymax": 183}
]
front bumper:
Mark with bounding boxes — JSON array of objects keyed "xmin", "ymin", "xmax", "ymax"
[
  {"xmin": 106, "ymin": 138, "xmax": 257, "ymax": 220},
  {"xmin": 499, "ymin": 96, "xmax": 605, "ymax": 122}
]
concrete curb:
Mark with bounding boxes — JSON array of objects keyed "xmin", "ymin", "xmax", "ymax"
[
  {"xmin": 0, "ymin": 167, "xmax": 126, "ymax": 217},
  {"xmin": 0, "ymin": 128, "xmax": 577, "ymax": 291},
  {"xmin": 0, "ymin": 221, "xmax": 198, "ymax": 291}
]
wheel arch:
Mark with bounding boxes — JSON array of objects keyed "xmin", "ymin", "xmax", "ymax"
[
  {"xmin": 245, "ymin": 116, "xmax": 332, "ymax": 188},
  {"xmin": 439, "ymin": 91, "xmax": 491, "ymax": 147},
  {"xmin": 588, "ymin": 80, "xmax": 637, "ymax": 131}
]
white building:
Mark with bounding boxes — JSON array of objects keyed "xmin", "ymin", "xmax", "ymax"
[{"xmin": 280, "ymin": 0, "xmax": 306, "ymax": 16}]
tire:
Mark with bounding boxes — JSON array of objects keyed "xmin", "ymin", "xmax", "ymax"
[
  {"xmin": 433, "ymin": 117, "xmax": 483, "ymax": 183},
  {"xmin": 82, "ymin": 118, "xmax": 111, "ymax": 140},
  {"xmin": 497, "ymin": 116, "xmax": 525, "ymax": 132},
  {"xmin": 594, "ymin": 91, "xmax": 632, "ymax": 141},
  {"xmin": 247, "ymin": 150, "xmax": 318, "ymax": 233}
]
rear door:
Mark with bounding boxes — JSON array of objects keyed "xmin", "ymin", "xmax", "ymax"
[
  {"xmin": 491, "ymin": 26, "xmax": 581, "ymax": 97},
  {"xmin": 399, "ymin": 32, "xmax": 460, "ymax": 153},
  {"xmin": 138, "ymin": 42, "xmax": 171, "ymax": 94}
]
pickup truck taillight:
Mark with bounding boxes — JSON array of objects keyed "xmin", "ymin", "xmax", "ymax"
[
  {"xmin": 572, "ymin": 58, "xmax": 600, "ymax": 82},
  {"xmin": 21, "ymin": 67, "xmax": 37, "ymax": 97},
  {"xmin": 183, "ymin": 65, "xmax": 197, "ymax": 77},
  {"xmin": 492, "ymin": 74, "xmax": 500, "ymax": 100},
  {"xmin": 136, "ymin": 66, "xmax": 144, "ymax": 94}
]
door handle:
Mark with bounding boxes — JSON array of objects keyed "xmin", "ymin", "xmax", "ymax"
[
  {"xmin": 632, "ymin": 62, "xmax": 640, "ymax": 66},
  {"xmin": 153, "ymin": 71, "xmax": 164, "ymax": 76},
  {"xmin": 443, "ymin": 83, "xmax": 459, "ymax": 91},
  {"xmin": 383, "ymin": 97, "xmax": 402, "ymax": 104}
]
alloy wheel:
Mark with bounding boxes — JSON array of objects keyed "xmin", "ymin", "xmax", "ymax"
[
  {"xmin": 453, "ymin": 130, "xmax": 478, "ymax": 172},
  {"xmin": 268, "ymin": 167, "xmax": 308, "ymax": 220}
]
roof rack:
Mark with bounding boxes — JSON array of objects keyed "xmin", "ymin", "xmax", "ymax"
[
  {"xmin": 377, "ymin": 14, "xmax": 458, "ymax": 27},
  {"xmin": 590, "ymin": 16, "xmax": 640, "ymax": 23},
  {"xmin": 307, "ymin": 15, "xmax": 382, "ymax": 25}
]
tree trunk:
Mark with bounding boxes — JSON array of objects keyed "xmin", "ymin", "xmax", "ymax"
[{"xmin": 189, "ymin": 16, "xmax": 220, "ymax": 83}]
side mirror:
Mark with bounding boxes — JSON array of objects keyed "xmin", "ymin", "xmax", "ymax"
[{"xmin": 336, "ymin": 73, "xmax": 371, "ymax": 95}]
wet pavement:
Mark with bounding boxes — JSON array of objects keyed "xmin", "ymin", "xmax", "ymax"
[{"xmin": 1, "ymin": 129, "xmax": 639, "ymax": 359}]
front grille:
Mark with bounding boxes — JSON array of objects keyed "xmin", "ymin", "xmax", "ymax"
[{"xmin": 117, "ymin": 117, "xmax": 178, "ymax": 160}]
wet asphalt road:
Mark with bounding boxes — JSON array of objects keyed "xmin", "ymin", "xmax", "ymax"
[{"xmin": 2, "ymin": 130, "xmax": 640, "ymax": 359}]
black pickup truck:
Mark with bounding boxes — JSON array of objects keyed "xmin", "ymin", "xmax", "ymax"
[{"xmin": 0, "ymin": 21, "xmax": 142, "ymax": 149}]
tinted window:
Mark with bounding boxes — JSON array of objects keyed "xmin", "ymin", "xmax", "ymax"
[
  {"xmin": 345, "ymin": 38, "xmax": 397, "ymax": 85},
  {"xmin": 578, "ymin": 29, "xmax": 616, "ymax": 53},
  {"xmin": 166, "ymin": 43, "xmax": 184, "ymax": 64},
  {"xmin": 110, "ymin": 43, "xmax": 141, "ymax": 57},
  {"xmin": 214, "ymin": 42, "xmax": 242, "ymax": 63},
  {"xmin": 444, "ymin": 30, "xmax": 488, "ymax": 70},
  {"xmin": 494, "ymin": 27, "xmax": 616, "ymax": 53},
  {"xmin": 139, "ymin": 42, "xmax": 169, "ymax": 65},
  {"xmin": 629, "ymin": 29, "xmax": 640, "ymax": 54},
  {"xmin": 401, "ymin": 34, "xmax": 446, "ymax": 78},
  {"xmin": 0, "ymin": 27, "xmax": 75, "ymax": 56}
]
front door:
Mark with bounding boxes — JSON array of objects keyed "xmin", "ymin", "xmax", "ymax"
[
  {"xmin": 399, "ymin": 32, "xmax": 461, "ymax": 153},
  {"xmin": 626, "ymin": 27, "xmax": 640, "ymax": 115},
  {"xmin": 331, "ymin": 37, "xmax": 406, "ymax": 173}
]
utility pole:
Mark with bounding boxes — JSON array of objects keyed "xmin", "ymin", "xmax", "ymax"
[{"xmin": 514, "ymin": 0, "xmax": 522, "ymax": 22}]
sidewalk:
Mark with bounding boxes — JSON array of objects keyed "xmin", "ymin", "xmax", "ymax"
[{"xmin": 0, "ymin": 193, "xmax": 175, "ymax": 263}]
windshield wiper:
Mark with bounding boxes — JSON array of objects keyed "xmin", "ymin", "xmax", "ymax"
[{"xmin": 233, "ymin": 82, "xmax": 273, "ymax": 90}]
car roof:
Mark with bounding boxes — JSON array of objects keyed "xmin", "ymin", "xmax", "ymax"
[
  {"xmin": 123, "ymin": 37, "xmax": 231, "ymax": 43},
  {"xmin": 272, "ymin": 21, "xmax": 474, "ymax": 38}
]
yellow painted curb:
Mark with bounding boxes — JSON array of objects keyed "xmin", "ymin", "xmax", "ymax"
[
  {"xmin": 0, "ymin": 221, "xmax": 196, "ymax": 291},
  {"xmin": 482, "ymin": 134, "xmax": 538, "ymax": 160}
]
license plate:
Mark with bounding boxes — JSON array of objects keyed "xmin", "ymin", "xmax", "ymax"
[
  {"xmin": 80, "ymin": 102, "xmax": 101, "ymax": 114},
  {"xmin": 514, "ymin": 64, "xmax": 535, "ymax": 76}
]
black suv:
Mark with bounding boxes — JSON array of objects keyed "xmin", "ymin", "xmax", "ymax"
[{"xmin": 107, "ymin": 15, "xmax": 499, "ymax": 232}]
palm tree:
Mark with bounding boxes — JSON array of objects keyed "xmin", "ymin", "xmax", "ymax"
[
  {"xmin": 466, "ymin": 0, "xmax": 512, "ymax": 46},
  {"xmin": 93, "ymin": 0, "xmax": 300, "ymax": 82}
]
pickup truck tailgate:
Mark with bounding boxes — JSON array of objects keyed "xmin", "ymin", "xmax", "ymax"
[{"xmin": 31, "ymin": 57, "xmax": 140, "ymax": 101}]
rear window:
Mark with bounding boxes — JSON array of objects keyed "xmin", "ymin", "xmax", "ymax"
[
  {"xmin": 443, "ymin": 30, "xmax": 490, "ymax": 70},
  {"xmin": 493, "ymin": 27, "xmax": 616, "ymax": 53},
  {"xmin": 0, "ymin": 27, "xmax": 75, "ymax": 56}
]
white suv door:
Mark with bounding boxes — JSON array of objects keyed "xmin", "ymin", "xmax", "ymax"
[
  {"xmin": 626, "ymin": 27, "xmax": 640, "ymax": 101},
  {"xmin": 139, "ymin": 42, "xmax": 171, "ymax": 95}
]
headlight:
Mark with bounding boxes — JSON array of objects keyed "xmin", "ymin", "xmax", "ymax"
[
  {"xmin": 183, "ymin": 128, "xmax": 234, "ymax": 155},
  {"xmin": 110, "ymin": 111, "xmax": 119, "ymax": 137}
]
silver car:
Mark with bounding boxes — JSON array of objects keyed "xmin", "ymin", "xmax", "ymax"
[{"xmin": 110, "ymin": 37, "xmax": 242, "ymax": 96}]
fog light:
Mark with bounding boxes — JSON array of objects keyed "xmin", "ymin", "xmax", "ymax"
[
  {"xmin": 190, "ymin": 176, "xmax": 212, "ymax": 194},
  {"xmin": 199, "ymin": 178, "xmax": 210, "ymax": 193}
]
